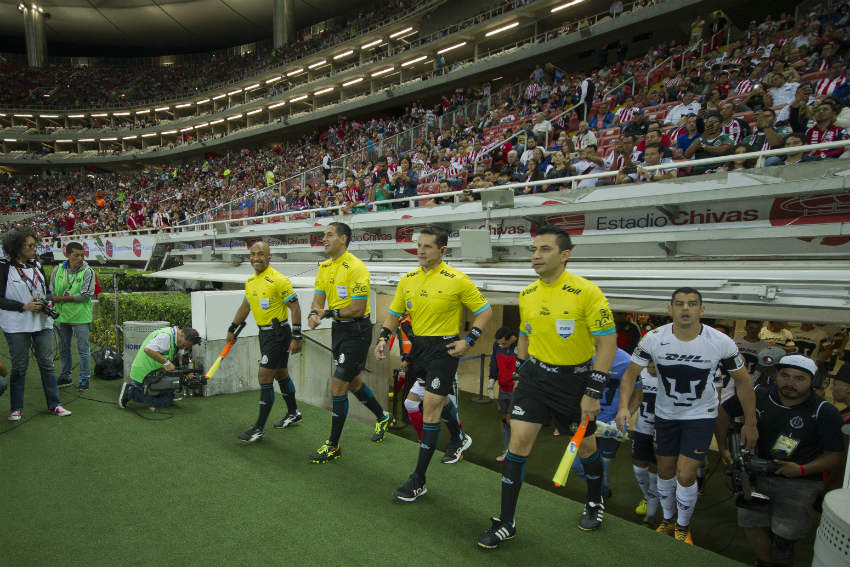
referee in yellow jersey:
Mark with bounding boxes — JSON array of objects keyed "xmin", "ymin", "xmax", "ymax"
[
  {"xmin": 477, "ymin": 225, "xmax": 617, "ymax": 549},
  {"xmin": 306, "ymin": 222, "xmax": 391, "ymax": 464},
  {"xmin": 226, "ymin": 241, "xmax": 303, "ymax": 443},
  {"xmin": 375, "ymin": 226, "xmax": 492, "ymax": 501}
]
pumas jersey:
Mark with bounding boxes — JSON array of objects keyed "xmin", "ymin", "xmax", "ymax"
[
  {"xmin": 734, "ymin": 337, "xmax": 768, "ymax": 380},
  {"xmin": 633, "ymin": 367, "xmax": 658, "ymax": 435},
  {"xmin": 632, "ymin": 323, "xmax": 744, "ymax": 420}
]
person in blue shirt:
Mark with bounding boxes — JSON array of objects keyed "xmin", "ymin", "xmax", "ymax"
[
  {"xmin": 571, "ymin": 347, "xmax": 632, "ymax": 498},
  {"xmin": 588, "ymin": 100, "xmax": 615, "ymax": 130}
]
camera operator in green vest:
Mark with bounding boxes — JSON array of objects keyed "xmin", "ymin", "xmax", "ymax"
[
  {"xmin": 118, "ymin": 326, "xmax": 201, "ymax": 409},
  {"xmin": 49, "ymin": 242, "xmax": 96, "ymax": 390}
]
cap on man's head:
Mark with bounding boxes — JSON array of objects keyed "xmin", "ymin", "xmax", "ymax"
[{"xmin": 775, "ymin": 354, "xmax": 818, "ymax": 378}]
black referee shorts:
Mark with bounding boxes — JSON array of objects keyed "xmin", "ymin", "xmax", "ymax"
[
  {"xmin": 258, "ymin": 325, "xmax": 292, "ymax": 369},
  {"xmin": 509, "ymin": 357, "xmax": 597, "ymax": 436},
  {"xmin": 408, "ymin": 335, "xmax": 460, "ymax": 397},
  {"xmin": 331, "ymin": 318, "xmax": 373, "ymax": 381}
]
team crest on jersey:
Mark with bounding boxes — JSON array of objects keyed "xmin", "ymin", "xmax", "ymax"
[
  {"xmin": 431, "ymin": 378, "xmax": 441, "ymax": 390},
  {"xmin": 789, "ymin": 416, "xmax": 804, "ymax": 429},
  {"xmin": 556, "ymin": 319, "xmax": 575, "ymax": 338}
]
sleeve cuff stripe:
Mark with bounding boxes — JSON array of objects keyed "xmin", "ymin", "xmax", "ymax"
[
  {"xmin": 314, "ymin": 290, "xmax": 326, "ymax": 294},
  {"xmin": 284, "ymin": 293, "xmax": 297, "ymax": 303},
  {"xmin": 388, "ymin": 309, "xmax": 403, "ymax": 316},
  {"xmin": 472, "ymin": 303, "xmax": 491, "ymax": 315},
  {"xmin": 519, "ymin": 330, "xmax": 529, "ymax": 336},
  {"xmin": 591, "ymin": 328, "xmax": 616, "ymax": 336},
  {"xmin": 351, "ymin": 296, "xmax": 368, "ymax": 300}
]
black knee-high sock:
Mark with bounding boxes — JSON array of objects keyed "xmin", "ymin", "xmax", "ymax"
[
  {"xmin": 329, "ymin": 395, "xmax": 348, "ymax": 446},
  {"xmin": 276, "ymin": 377, "xmax": 297, "ymax": 414},
  {"xmin": 353, "ymin": 383, "xmax": 385, "ymax": 419},
  {"xmin": 441, "ymin": 400, "xmax": 463, "ymax": 443},
  {"xmin": 500, "ymin": 452, "xmax": 526, "ymax": 525},
  {"xmin": 255, "ymin": 384, "xmax": 274, "ymax": 429},
  {"xmin": 581, "ymin": 450, "xmax": 604, "ymax": 504},
  {"xmin": 414, "ymin": 422, "xmax": 440, "ymax": 481}
]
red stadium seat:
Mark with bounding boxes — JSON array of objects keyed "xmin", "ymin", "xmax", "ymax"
[{"xmin": 417, "ymin": 182, "xmax": 441, "ymax": 207}]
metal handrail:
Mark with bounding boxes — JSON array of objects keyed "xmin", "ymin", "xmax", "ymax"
[{"xmin": 43, "ymin": 138, "xmax": 850, "ymax": 243}]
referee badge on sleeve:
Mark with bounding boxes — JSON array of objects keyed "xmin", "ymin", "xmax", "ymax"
[
  {"xmin": 556, "ymin": 319, "xmax": 575, "ymax": 338},
  {"xmin": 406, "ymin": 299, "xmax": 413, "ymax": 310}
]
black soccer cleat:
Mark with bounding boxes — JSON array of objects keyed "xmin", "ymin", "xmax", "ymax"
[
  {"xmin": 371, "ymin": 412, "xmax": 392, "ymax": 442},
  {"xmin": 238, "ymin": 427, "xmax": 264, "ymax": 443},
  {"xmin": 274, "ymin": 410, "xmax": 303, "ymax": 429},
  {"xmin": 309, "ymin": 441, "xmax": 341, "ymax": 464},
  {"xmin": 477, "ymin": 516, "xmax": 516, "ymax": 549},
  {"xmin": 441, "ymin": 433, "xmax": 472, "ymax": 464},
  {"xmin": 578, "ymin": 502, "xmax": 605, "ymax": 531},
  {"xmin": 393, "ymin": 473, "xmax": 427, "ymax": 502}
]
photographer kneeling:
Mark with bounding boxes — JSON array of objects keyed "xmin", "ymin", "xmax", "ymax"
[
  {"xmin": 716, "ymin": 355, "xmax": 845, "ymax": 567},
  {"xmin": 119, "ymin": 326, "xmax": 201, "ymax": 409}
]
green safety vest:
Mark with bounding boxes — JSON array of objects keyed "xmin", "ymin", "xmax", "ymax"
[
  {"xmin": 129, "ymin": 327, "xmax": 177, "ymax": 384},
  {"xmin": 52, "ymin": 262, "xmax": 93, "ymax": 324}
]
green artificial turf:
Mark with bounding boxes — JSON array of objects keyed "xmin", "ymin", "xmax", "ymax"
[{"xmin": 1, "ymin": 366, "xmax": 742, "ymax": 567}]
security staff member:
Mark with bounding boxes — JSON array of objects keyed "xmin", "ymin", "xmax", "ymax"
[
  {"xmin": 226, "ymin": 241, "xmax": 303, "ymax": 443},
  {"xmin": 376, "ymin": 226, "xmax": 491, "ymax": 501},
  {"xmin": 477, "ymin": 225, "xmax": 616, "ymax": 549},
  {"xmin": 715, "ymin": 355, "xmax": 844, "ymax": 567},
  {"xmin": 307, "ymin": 222, "xmax": 390, "ymax": 464},
  {"xmin": 50, "ymin": 242, "xmax": 96, "ymax": 390},
  {"xmin": 119, "ymin": 326, "xmax": 201, "ymax": 409}
]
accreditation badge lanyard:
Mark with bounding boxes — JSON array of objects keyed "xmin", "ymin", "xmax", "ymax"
[
  {"xmin": 15, "ymin": 262, "xmax": 45, "ymax": 300},
  {"xmin": 64, "ymin": 262, "xmax": 80, "ymax": 291}
]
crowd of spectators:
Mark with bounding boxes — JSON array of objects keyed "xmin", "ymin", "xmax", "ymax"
[
  {"xmin": 2, "ymin": 3, "xmax": 849, "ymax": 241},
  {"xmin": 0, "ymin": 0, "xmax": 540, "ymax": 110}
]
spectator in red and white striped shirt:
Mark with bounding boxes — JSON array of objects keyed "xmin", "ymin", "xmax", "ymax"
[
  {"xmin": 524, "ymin": 81, "xmax": 541, "ymax": 102},
  {"xmin": 814, "ymin": 60, "xmax": 847, "ymax": 97},
  {"xmin": 803, "ymin": 102, "xmax": 849, "ymax": 159},
  {"xmin": 720, "ymin": 101, "xmax": 750, "ymax": 145},
  {"xmin": 614, "ymin": 95, "xmax": 641, "ymax": 125}
]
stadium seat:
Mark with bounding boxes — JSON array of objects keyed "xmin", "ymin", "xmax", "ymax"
[{"xmin": 417, "ymin": 182, "xmax": 441, "ymax": 206}]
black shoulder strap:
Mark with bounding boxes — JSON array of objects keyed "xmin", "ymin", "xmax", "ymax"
[{"xmin": 0, "ymin": 259, "xmax": 10, "ymax": 299}]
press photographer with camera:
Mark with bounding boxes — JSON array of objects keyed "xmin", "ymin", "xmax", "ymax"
[
  {"xmin": 715, "ymin": 354, "xmax": 845, "ymax": 567},
  {"xmin": 0, "ymin": 227, "xmax": 71, "ymax": 420},
  {"xmin": 118, "ymin": 326, "xmax": 202, "ymax": 410}
]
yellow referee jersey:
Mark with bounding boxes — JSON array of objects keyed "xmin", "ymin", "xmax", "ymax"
[
  {"xmin": 519, "ymin": 270, "xmax": 615, "ymax": 366},
  {"xmin": 314, "ymin": 251, "xmax": 371, "ymax": 317},
  {"xmin": 245, "ymin": 266, "xmax": 297, "ymax": 326},
  {"xmin": 388, "ymin": 261, "xmax": 490, "ymax": 337}
]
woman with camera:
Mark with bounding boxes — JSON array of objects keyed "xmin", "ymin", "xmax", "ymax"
[{"xmin": 0, "ymin": 227, "xmax": 71, "ymax": 421}]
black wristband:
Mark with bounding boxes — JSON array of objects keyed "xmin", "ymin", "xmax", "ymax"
[
  {"xmin": 465, "ymin": 326, "xmax": 483, "ymax": 346},
  {"xmin": 309, "ymin": 310, "xmax": 319, "ymax": 318},
  {"xmin": 322, "ymin": 309, "xmax": 340, "ymax": 319},
  {"xmin": 291, "ymin": 324, "xmax": 302, "ymax": 334},
  {"xmin": 584, "ymin": 388, "xmax": 603, "ymax": 399},
  {"xmin": 587, "ymin": 369, "xmax": 609, "ymax": 390},
  {"xmin": 228, "ymin": 323, "xmax": 239, "ymax": 334},
  {"xmin": 378, "ymin": 326, "xmax": 392, "ymax": 343}
]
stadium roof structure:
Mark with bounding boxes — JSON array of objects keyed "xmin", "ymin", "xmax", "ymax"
[{"xmin": 0, "ymin": 0, "xmax": 366, "ymax": 54}]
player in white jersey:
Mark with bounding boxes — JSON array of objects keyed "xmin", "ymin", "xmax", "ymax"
[
  {"xmin": 616, "ymin": 288, "xmax": 758, "ymax": 545},
  {"xmin": 735, "ymin": 320, "xmax": 769, "ymax": 386},
  {"xmin": 630, "ymin": 362, "xmax": 659, "ymax": 525}
]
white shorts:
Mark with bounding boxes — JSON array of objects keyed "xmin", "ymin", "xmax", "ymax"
[{"xmin": 408, "ymin": 378, "xmax": 458, "ymax": 408}]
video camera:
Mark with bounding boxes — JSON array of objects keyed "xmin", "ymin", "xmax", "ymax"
[
  {"xmin": 145, "ymin": 363, "xmax": 206, "ymax": 396},
  {"xmin": 725, "ymin": 427, "xmax": 780, "ymax": 509}
]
